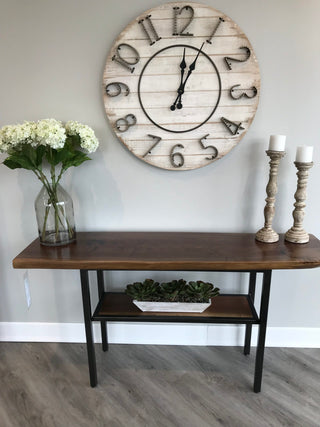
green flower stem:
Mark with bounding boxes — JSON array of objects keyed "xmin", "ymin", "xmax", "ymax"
[
  {"xmin": 52, "ymin": 166, "xmax": 73, "ymax": 237},
  {"xmin": 33, "ymin": 169, "xmax": 50, "ymax": 194},
  {"xmin": 57, "ymin": 202, "xmax": 74, "ymax": 238},
  {"xmin": 42, "ymin": 205, "xmax": 51, "ymax": 242},
  {"xmin": 56, "ymin": 167, "xmax": 66, "ymax": 185},
  {"xmin": 49, "ymin": 163, "xmax": 60, "ymax": 238}
]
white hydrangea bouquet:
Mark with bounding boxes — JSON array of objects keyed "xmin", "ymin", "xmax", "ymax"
[{"xmin": 0, "ymin": 118, "xmax": 99, "ymax": 245}]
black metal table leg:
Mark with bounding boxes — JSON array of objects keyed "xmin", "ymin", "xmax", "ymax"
[
  {"xmin": 244, "ymin": 271, "xmax": 257, "ymax": 355},
  {"xmin": 97, "ymin": 270, "xmax": 108, "ymax": 352},
  {"xmin": 253, "ymin": 270, "xmax": 272, "ymax": 393},
  {"xmin": 80, "ymin": 269, "xmax": 98, "ymax": 388}
]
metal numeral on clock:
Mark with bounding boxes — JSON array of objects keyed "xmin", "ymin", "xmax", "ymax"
[
  {"xmin": 224, "ymin": 46, "xmax": 251, "ymax": 71},
  {"xmin": 170, "ymin": 144, "xmax": 185, "ymax": 167},
  {"xmin": 142, "ymin": 134, "xmax": 162, "ymax": 158},
  {"xmin": 206, "ymin": 17, "xmax": 225, "ymax": 44},
  {"xmin": 115, "ymin": 114, "xmax": 137, "ymax": 132},
  {"xmin": 112, "ymin": 43, "xmax": 140, "ymax": 73},
  {"xmin": 172, "ymin": 6, "xmax": 194, "ymax": 36},
  {"xmin": 105, "ymin": 82, "xmax": 130, "ymax": 97},
  {"xmin": 230, "ymin": 84, "xmax": 257, "ymax": 100},
  {"xmin": 221, "ymin": 117, "xmax": 245, "ymax": 135},
  {"xmin": 138, "ymin": 15, "xmax": 161, "ymax": 45},
  {"xmin": 199, "ymin": 134, "xmax": 218, "ymax": 160}
]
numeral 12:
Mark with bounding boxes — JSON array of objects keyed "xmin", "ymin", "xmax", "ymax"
[{"xmin": 172, "ymin": 5, "xmax": 194, "ymax": 36}]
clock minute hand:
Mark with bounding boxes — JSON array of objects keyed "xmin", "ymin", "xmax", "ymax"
[
  {"xmin": 170, "ymin": 43, "xmax": 205, "ymax": 111},
  {"xmin": 179, "ymin": 48, "xmax": 187, "ymax": 85},
  {"xmin": 180, "ymin": 42, "xmax": 204, "ymax": 92}
]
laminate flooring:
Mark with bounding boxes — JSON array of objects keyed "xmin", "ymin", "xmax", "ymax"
[{"xmin": 0, "ymin": 343, "xmax": 319, "ymax": 427}]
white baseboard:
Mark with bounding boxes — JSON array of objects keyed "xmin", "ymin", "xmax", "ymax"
[{"xmin": 0, "ymin": 322, "xmax": 319, "ymax": 348}]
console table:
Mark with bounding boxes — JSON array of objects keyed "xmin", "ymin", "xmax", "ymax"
[{"xmin": 12, "ymin": 232, "xmax": 320, "ymax": 392}]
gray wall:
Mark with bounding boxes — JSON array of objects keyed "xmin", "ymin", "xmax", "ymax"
[{"xmin": 0, "ymin": 0, "xmax": 319, "ymax": 330}]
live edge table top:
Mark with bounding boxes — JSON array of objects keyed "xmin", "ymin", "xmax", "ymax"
[{"xmin": 12, "ymin": 232, "xmax": 320, "ymax": 272}]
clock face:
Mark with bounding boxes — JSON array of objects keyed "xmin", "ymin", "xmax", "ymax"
[
  {"xmin": 103, "ymin": 2, "xmax": 260, "ymax": 171},
  {"xmin": 138, "ymin": 44, "xmax": 221, "ymax": 133}
]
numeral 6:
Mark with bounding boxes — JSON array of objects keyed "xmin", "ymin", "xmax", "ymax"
[{"xmin": 170, "ymin": 144, "xmax": 185, "ymax": 167}]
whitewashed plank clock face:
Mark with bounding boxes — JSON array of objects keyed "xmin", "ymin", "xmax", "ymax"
[{"xmin": 103, "ymin": 2, "xmax": 260, "ymax": 171}]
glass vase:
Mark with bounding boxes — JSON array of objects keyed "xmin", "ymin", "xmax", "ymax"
[{"xmin": 35, "ymin": 183, "xmax": 76, "ymax": 246}]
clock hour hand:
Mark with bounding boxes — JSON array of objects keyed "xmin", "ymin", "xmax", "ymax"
[
  {"xmin": 179, "ymin": 48, "xmax": 187, "ymax": 83},
  {"xmin": 170, "ymin": 43, "xmax": 204, "ymax": 111},
  {"xmin": 170, "ymin": 48, "xmax": 186, "ymax": 111}
]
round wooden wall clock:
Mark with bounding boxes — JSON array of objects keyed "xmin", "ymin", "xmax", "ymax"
[{"xmin": 103, "ymin": 2, "xmax": 260, "ymax": 171}]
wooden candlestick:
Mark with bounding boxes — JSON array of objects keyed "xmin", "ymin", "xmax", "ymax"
[
  {"xmin": 256, "ymin": 150, "xmax": 285, "ymax": 243},
  {"xmin": 285, "ymin": 162, "xmax": 313, "ymax": 244}
]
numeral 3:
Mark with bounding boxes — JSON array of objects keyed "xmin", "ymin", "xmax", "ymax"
[{"xmin": 230, "ymin": 84, "xmax": 257, "ymax": 100}]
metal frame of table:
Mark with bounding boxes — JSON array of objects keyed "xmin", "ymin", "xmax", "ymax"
[{"xmin": 81, "ymin": 269, "xmax": 271, "ymax": 392}]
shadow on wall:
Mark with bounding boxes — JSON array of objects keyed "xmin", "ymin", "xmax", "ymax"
[
  {"xmin": 0, "ymin": 194, "xmax": 12, "ymax": 319},
  {"xmin": 17, "ymin": 174, "xmax": 41, "ymax": 243},
  {"xmin": 70, "ymin": 151, "xmax": 124, "ymax": 230},
  {"xmin": 0, "ymin": 171, "xmax": 35, "ymax": 320},
  {"xmin": 241, "ymin": 138, "xmax": 265, "ymax": 231}
]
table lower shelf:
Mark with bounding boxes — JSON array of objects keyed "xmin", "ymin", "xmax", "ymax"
[{"xmin": 92, "ymin": 293, "xmax": 259, "ymax": 324}]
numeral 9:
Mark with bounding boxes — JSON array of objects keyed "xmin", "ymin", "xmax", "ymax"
[{"xmin": 106, "ymin": 82, "xmax": 130, "ymax": 97}]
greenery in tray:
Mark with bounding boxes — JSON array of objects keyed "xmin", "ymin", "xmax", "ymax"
[{"xmin": 125, "ymin": 279, "xmax": 220, "ymax": 303}]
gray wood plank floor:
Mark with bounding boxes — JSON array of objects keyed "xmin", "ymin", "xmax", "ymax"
[{"xmin": 0, "ymin": 343, "xmax": 319, "ymax": 427}]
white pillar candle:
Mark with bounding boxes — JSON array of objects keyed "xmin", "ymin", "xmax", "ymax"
[
  {"xmin": 268, "ymin": 135, "xmax": 286, "ymax": 151},
  {"xmin": 295, "ymin": 146, "xmax": 313, "ymax": 163}
]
